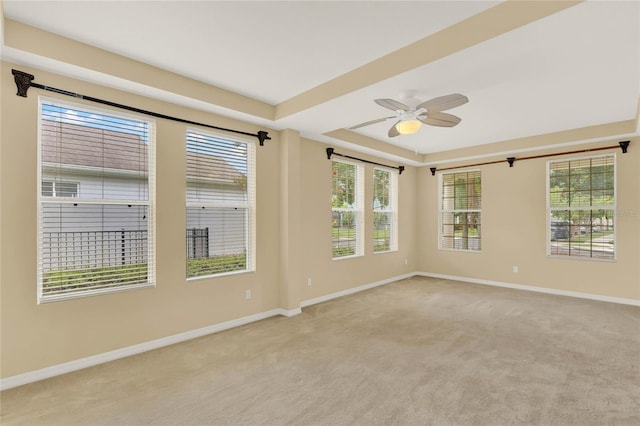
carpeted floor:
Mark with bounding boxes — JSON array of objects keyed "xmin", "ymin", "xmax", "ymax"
[{"xmin": 2, "ymin": 276, "xmax": 639, "ymax": 425}]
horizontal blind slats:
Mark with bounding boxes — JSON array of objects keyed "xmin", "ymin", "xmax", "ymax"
[
  {"xmin": 39, "ymin": 102, "xmax": 153, "ymax": 301},
  {"xmin": 186, "ymin": 131, "xmax": 253, "ymax": 278}
]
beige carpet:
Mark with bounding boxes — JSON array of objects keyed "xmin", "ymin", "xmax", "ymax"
[{"xmin": 2, "ymin": 276, "xmax": 639, "ymax": 425}]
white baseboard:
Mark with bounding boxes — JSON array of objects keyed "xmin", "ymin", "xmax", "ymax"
[
  {"xmin": 275, "ymin": 307, "xmax": 302, "ymax": 317},
  {"xmin": 300, "ymin": 272, "xmax": 415, "ymax": 308},
  {"xmin": 4, "ymin": 271, "xmax": 635, "ymax": 391},
  {"xmin": 0, "ymin": 308, "xmax": 287, "ymax": 391},
  {"xmin": 417, "ymin": 272, "xmax": 640, "ymax": 306}
]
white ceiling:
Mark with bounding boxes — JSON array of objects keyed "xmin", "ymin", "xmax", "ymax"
[{"xmin": 2, "ymin": 0, "xmax": 639, "ymax": 161}]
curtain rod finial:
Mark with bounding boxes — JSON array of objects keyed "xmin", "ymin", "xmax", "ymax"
[
  {"xmin": 326, "ymin": 147, "xmax": 334, "ymax": 159},
  {"xmin": 398, "ymin": 166, "xmax": 405, "ymax": 175},
  {"xmin": 619, "ymin": 141, "xmax": 630, "ymax": 153},
  {"xmin": 257, "ymin": 131, "xmax": 270, "ymax": 146},
  {"xmin": 12, "ymin": 69, "xmax": 34, "ymax": 97}
]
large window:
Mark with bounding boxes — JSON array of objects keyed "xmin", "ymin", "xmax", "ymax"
[
  {"xmin": 332, "ymin": 160, "xmax": 364, "ymax": 258},
  {"xmin": 440, "ymin": 170, "xmax": 481, "ymax": 251},
  {"xmin": 38, "ymin": 100, "xmax": 155, "ymax": 302},
  {"xmin": 373, "ymin": 168, "xmax": 398, "ymax": 253},
  {"xmin": 186, "ymin": 130, "xmax": 255, "ymax": 278},
  {"xmin": 547, "ymin": 155, "xmax": 615, "ymax": 260}
]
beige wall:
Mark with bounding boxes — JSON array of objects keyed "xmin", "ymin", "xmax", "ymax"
[
  {"xmin": 1, "ymin": 59, "xmax": 637, "ymax": 381},
  {"xmin": 417, "ymin": 137, "xmax": 640, "ymax": 300},
  {"xmin": 0, "ymin": 61, "xmax": 418, "ymax": 379},
  {"xmin": 299, "ymin": 140, "xmax": 417, "ymax": 301}
]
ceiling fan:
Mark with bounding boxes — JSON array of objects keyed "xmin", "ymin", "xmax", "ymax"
[{"xmin": 349, "ymin": 93, "xmax": 468, "ymax": 137}]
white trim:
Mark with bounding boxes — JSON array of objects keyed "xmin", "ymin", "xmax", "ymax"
[
  {"xmin": 276, "ymin": 307, "xmax": 302, "ymax": 317},
  {"xmin": 300, "ymin": 272, "xmax": 415, "ymax": 308},
  {"xmin": 0, "ymin": 308, "xmax": 287, "ymax": 391},
  {"xmin": 3, "ymin": 271, "xmax": 638, "ymax": 390},
  {"xmin": 417, "ymin": 272, "xmax": 640, "ymax": 307}
]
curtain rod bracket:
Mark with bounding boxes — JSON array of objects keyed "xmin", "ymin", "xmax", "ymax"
[
  {"xmin": 429, "ymin": 167, "xmax": 437, "ymax": 176},
  {"xmin": 507, "ymin": 157, "xmax": 516, "ymax": 167},
  {"xmin": 399, "ymin": 166, "xmax": 405, "ymax": 175},
  {"xmin": 619, "ymin": 141, "xmax": 630, "ymax": 153},
  {"xmin": 12, "ymin": 69, "xmax": 34, "ymax": 97},
  {"xmin": 257, "ymin": 131, "xmax": 271, "ymax": 146},
  {"xmin": 326, "ymin": 147, "xmax": 334, "ymax": 159}
]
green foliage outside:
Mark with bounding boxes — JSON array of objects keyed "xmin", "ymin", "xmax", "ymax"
[
  {"xmin": 549, "ymin": 160, "xmax": 614, "ymax": 211},
  {"xmin": 373, "ymin": 169, "xmax": 390, "ymax": 209},
  {"xmin": 332, "ymin": 246, "xmax": 355, "ymax": 257},
  {"xmin": 373, "ymin": 229, "xmax": 390, "ymax": 239},
  {"xmin": 43, "ymin": 253, "xmax": 248, "ymax": 293},
  {"xmin": 43, "ymin": 263, "xmax": 147, "ymax": 294},
  {"xmin": 332, "ymin": 161, "xmax": 356, "ymax": 208},
  {"xmin": 187, "ymin": 253, "xmax": 247, "ymax": 277},
  {"xmin": 454, "ymin": 228, "xmax": 479, "ymax": 237}
]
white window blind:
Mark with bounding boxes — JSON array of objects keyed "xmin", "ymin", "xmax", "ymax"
[
  {"xmin": 331, "ymin": 160, "xmax": 364, "ymax": 258},
  {"xmin": 186, "ymin": 130, "xmax": 256, "ymax": 278},
  {"xmin": 440, "ymin": 170, "xmax": 481, "ymax": 251},
  {"xmin": 547, "ymin": 154, "xmax": 615, "ymax": 260},
  {"xmin": 373, "ymin": 168, "xmax": 398, "ymax": 253},
  {"xmin": 38, "ymin": 100, "xmax": 155, "ymax": 302}
]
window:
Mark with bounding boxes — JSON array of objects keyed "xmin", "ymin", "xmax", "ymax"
[
  {"xmin": 440, "ymin": 170, "xmax": 481, "ymax": 251},
  {"xmin": 547, "ymin": 155, "xmax": 615, "ymax": 260},
  {"xmin": 373, "ymin": 168, "xmax": 398, "ymax": 253},
  {"xmin": 38, "ymin": 100, "xmax": 155, "ymax": 302},
  {"xmin": 332, "ymin": 160, "xmax": 364, "ymax": 258},
  {"xmin": 42, "ymin": 181, "xmax": 78, "ymax": 197},
  {"xmin": 186, "ymin": 130, "xmax": 255, "ymax": 278}
]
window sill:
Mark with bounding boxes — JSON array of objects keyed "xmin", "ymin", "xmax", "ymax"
[
  {"xmin": 332, "ymin": 254, "xmax": 364, "ymax": 261},
  {"xmin": 374, "ymin": 249, "xmax": 398, "ymax": 255},
  {"xmin": 547, "ymin": 255, "xmax": 616, "ymax": 263},
  {"xmin": 438, "ymin": 248, "xmax": 482, "ymax": 253},
  {"xmin": 38, "ymin": 282, "xmax": 155, "ymax": 304},
  {"xmin": 187, "ymin": 268, "xmax": 255, "ymax": 282}
]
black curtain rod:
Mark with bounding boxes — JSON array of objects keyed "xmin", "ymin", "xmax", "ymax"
[
  {"xmin": 429, "ymin": 141, "xmax": 630, "ymax": 176},
  {"xmin": 326, "ymin": 148, "xmax": 404, "ymax": 174},
  {"xmin": 11, "ymin": 69, "xmax": 271, "ymax": 145}
]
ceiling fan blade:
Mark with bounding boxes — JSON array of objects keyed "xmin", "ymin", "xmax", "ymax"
[
  {"xmin": 349, "ymin": 116, "xmax": 395, "ymax": 130},
  {"xmin": 375, "ymin": 98, "xmax": 410, "ymax": 112},
  {"xmin": 388, "ymin": 121, "xmax": 401, "ymax": 137},
  {"xmin": 417, "ymin": 94, "xmax": 468, "ymax": 112},
  {"xmin": 420, "ymin": 112, "xmax": 462, "ymax": 127}
]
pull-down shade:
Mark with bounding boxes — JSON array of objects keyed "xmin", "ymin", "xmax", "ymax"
[
  {"xmin": 186, "ymin": 130, "xmax": 256, "ymax": 278},
  {"xmin": 38, "ymin": 100, "xmax": 155, "ymax": 302}
]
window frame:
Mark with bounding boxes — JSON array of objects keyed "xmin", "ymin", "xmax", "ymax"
[
  {"xmin": 373, "ymin": 167, "xmax": 398, "ymax": 254},
  {"xmin": 546, "ymin": 153, "xmax": 616, "ymax": 262},
  {"xmin": 438, "ymin": 169, "xmax": 482, "ymax": 252},
  {"xmin": 37, "ymin": 97, "xmax": 156, "ymax": 303},
  {"xmin": 185, "ymin": 128, "xmax": 256, "ymax": 280},
  {"xmin": 331, "ymin": 159, "xmax": 364, "ymax": 260}
]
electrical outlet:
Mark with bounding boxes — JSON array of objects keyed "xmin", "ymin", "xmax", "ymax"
[
  {"xmin": 513, "ymin": 266, "xmax": 519, "ymax": 273},
  {"xmin": 307, "ymin": 278, "xmax": 312, "ymax": 287},
  {"xmin": 245, "ymin": 289, "xmax": 252, "ymax": 300}
]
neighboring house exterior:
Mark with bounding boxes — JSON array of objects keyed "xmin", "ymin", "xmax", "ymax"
[{"xmin": 41, "ymin": 119, "xmax": 246, "ymax": 272}]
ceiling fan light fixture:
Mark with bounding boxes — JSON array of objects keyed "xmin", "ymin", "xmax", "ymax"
[{"xmin": 395, "ymin": 119, "xmax": 421, "ymax": 135}]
